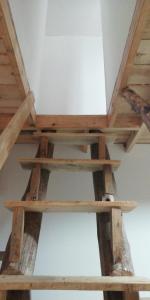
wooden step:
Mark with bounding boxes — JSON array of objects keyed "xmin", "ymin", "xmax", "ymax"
[
  {"xmin": 0, "ymin": 276, "xmax": 149, "ymax": 291},
  {"xmin": 19, "ymin": 158, "xmax": 120, "ymax": 172},
  {"xmin": 33, "ymin": 132, "xmax": 107, "ymax": 145},
  {"xmin": 5, "ymin": 200, "xmax": 137, "ymax": 213}
]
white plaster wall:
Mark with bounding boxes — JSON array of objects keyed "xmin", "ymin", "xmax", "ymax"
[
  {"xmin": 100, "ymin": 0, "xmax": 137, "ymax": 109},
  {"xmin": 9, "ymin": 0, "xmax": 48, "ymax": 103},
  {"xmin": 0, "ymin": 144, "xmax": 150, "ymax": 299},
  {"xmin": 46, "ymin": 0, "xmax": 102, "ymax": 36},
  {"xmin": 36, "ymin": 0, "xmax": 106, "ymax": 115},
  {"xmin": 37, "ymin": 36, "xmax": 106, "ymax": 115}
]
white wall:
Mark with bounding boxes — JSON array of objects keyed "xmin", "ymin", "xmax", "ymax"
[
  {"xmin": 37, "ymin": 36, "xmax": 106, "ymax": 115},
  {"xmin": 0, "ymin": 143, "xmax": 150, "ymax": 299},
  {"xmin": 9, "ymin": 0, "xmax": 48, "ymax": 103},
  {"xmin": 100, "ymin": 0, "xmax": 137, "ymax": 110},
  {"xmin": 36, "ymin": 0, "xmax": 106, "ymax": 115},
  {"xmin": 46, "ymin": 0, "xmax": 101, "ymax": 36}
]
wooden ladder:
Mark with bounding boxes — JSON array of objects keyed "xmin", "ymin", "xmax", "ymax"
[{"xmin": 0, "ymin": 133, "xmax": 148, "ymax": 300}]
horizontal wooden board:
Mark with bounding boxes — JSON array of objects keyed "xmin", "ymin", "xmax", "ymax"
[
  {"xmin": 34, "ymin": 132, "xmax": 107, "ymax": 145},
  {"xmin": 19, "ymin": 158, "xmax": 121, "ymax": 172},
  {"xmin": 5, "ymin": 200, "xmax": 137, "ymax": 213},
  {"xmin": 0, "ymin": 276, "xmax": 149, "ymax": 291}
]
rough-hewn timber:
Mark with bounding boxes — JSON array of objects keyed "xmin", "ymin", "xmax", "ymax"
[
  {"xmin": 91, "ymin": 141, "xmax": 139, "ymax": 300},
  {"xmin": 0, "ymin": 138, "xmax": 54, "ymax": 300},
  {"xmin": 122, "ymin": 87, "xmax": 150, "ymax": 131}
]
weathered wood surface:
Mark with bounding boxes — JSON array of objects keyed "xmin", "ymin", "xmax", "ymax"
[
  {"xmin": 9, "ymin": 207, "xmax": 24, "ymax": 263},
  {"xmin": 0, "ymin": 0, "xmax": 36, "ymax": 123},
  {"xmin": 19, "ymin": 158, "xmax": 120, "ymax": 172},
  {"xmin": 109, "ymin": 0, "xmax": 150, "ymax": 126},
  {"xmin": 0, "ymin": 92, "xmax": 35, "ymax": 171},
  {"xmin": 0, "ymin": 138, "xmax": 54, "ymax": 300},
  {"xmin": 122, "ymin": 88, "xmax": 150, "ymax": 131},
  {"xmin": 0, "ymin": 276, "xmax": 149, "ymax": 291},
  {"xmin": 111, "ymin": 208, "xmax": 123, "ymax": 270},
  {"xmin": 34, "ymin": 132, "xmax": 105, "ymax": 145},
  {"xmin": 91, "ymin": 140, "xmax": 139, "ymax": 300},
  {"xmin": 5, "ymin": 200, "xmax": 137, "ymax": 213}
]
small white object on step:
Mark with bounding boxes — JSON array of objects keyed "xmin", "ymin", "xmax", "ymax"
[{"xmin": 102, "ymin": 194, "xmax": 114, "ymax": 202}]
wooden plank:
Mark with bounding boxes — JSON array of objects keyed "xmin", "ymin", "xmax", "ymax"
[
  {"xmin": 0, "ymin": 276, "xmax": 149, "ymax": 291},
  {"xmin": 0, "ymin": 65, "xmax": 16, "ymax": 84},
  {"xmin": 109, "ymin": 0, "xmax": 150, "ymax": 125},
  {"xmin": 111, "ymin": 208, "xmax": 123, "ymax": 274},
  {"xmin": 19, "ymin": 158, "xmax": 120, "ymax": 172},
  {"xmin": 125, "ymin": 123, "xmax": 147, "ymax": 151},
  {"xmin": 5, "ymin": 200, "xmax": 137, "ymax": 213},
  {"xmin": 0, "ymin": 0, "xmax": 30, "ymax": 97},
  {"xmin": 35, "ymin": 115, "xmax": 108, "ymax": 130},
  {"xmin": 9, "ymin": 207, "xmax": 24, "ymax": 263},
  {"xmin": 0, "ymin": 92, "xmax": 35, "ymax": 170},
  {"xmin": 34, "ymin": 132, "xmax": 105, "ymax": 145},
  {"xmin": 0, "ymin": 114, "xmax": 142, "ymax": 131}
]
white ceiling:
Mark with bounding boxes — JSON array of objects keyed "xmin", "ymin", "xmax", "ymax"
[{"xmin": 46, "ymin": 0, "xmax": 102, "ymax": 36}]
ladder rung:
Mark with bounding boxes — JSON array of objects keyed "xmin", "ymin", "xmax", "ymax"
[
  {"xmin": 5, "ymin": 201, "xmax": 137, "ymax": 213},
  {"xmin": 0, "ymin": 276, "xmax": 149, "ymax": 291},
  {"xmin": 19, "ymin": 158, "xmax": 120, "ymax": 172},
  {"xmin": 34, "ymin": 132, "xmax": 107, "ymax": 145}
]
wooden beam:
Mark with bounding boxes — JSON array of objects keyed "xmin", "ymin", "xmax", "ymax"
[
  {"xmin": 0, "ymin": 0, "xmax": 30, "ymax": 96},
  {"xmin": 5, "ymin": 200, "xmax": 137, "ymax": 214},
  {"xmin": 35, "ymin": 115, "xmax": 108, "ymax": 130},
  {"xmin": 0, "ymin": 92, "xmax": 35, "ymax": 170},
  {"xmin": 9, "ymin": 207, "xmax": 24, "ymax": 263},
  {"xmin": 0, "ymin": 114, "xmax": 142, "ymax": 131},
  {"xmin": 91, "ymin": 142, "xmax": 139, "ymax": 300},
  {"xmin": 109, "ymin": 0, "xmax": 150, "ymax": 125},
  {"xmin": 98, "ymin": 136, "xmax": 106, "ymax": 159},
  {"xmin": 0, "ymin": 139, "xmax": 54, "ymax": 300},
  {"xmin": 122, "ymin": 88, "xmax": 150, "ymax": 130},
  {"xmin": 19, "ymin": 158, "xmax": 121, "ymax": 172},
  {"xmin": 111, "ymin": 208, "xmax": 123, "ymax": 274},
  {"xmin": 125, "ymin": 123, "xmax": 147, "ymax": 151},
  {"xmin": 0, "ymin": 253, "xmax": 5, "ymax": 261},
  {"xmin": 0, "ymin": 276, "xmax": 149, "ymax": 291},
  {"xmin": 34, "ymin": 132, "xmax": 105, "ymax": 145}
]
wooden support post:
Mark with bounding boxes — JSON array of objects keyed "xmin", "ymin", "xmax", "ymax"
[
  {"xmin": 122, "ymin": 88, "xmax": 150, "ymax": 131},
  {"xmin": 111, "ymin": 208, "xmax": 123, "ymax": 274},
  {"xmin": 0, "ymin": 137, "xmax": 54, "ymax": 300},
  {"xmin": 9, "ymin": 207, "xmax": 24, "ymax": 263},
  {"xmin": 98, "ymin": 136, "xmax": 106, "ymax": 159},
  {"xmin": 91, "ymin": 140, "xmax": 139, "ymax": 300}
]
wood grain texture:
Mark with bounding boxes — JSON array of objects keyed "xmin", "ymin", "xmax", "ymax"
[
  {"xmin": 111, "ymin": 208, "xmax": 123, "ymax": 271},
  {"xmin": 19, "ymin": 158, "xmax": 120, "ymax": 172},
  {"xmin": 91, "ymin": 142, "xmax": 139, "ymax": 300},
  {"xmin": 0, "ymin": 276, "xmax": 149, "ymax": 291},
  {"xmin": 34, "ymin": 132, "xmax": 105, "ymax": 145},
  {"xmin": 5, "ymin": 200, "xmax": 137, "ymax": 213},
  {"xmin": 109, "ymin": 0, "xmax": 150, "ymax": 127},
  {"xmin": 9, "ymin": 207, "xmax": 24, "ymax": 263},
  {"xmin": 0, "ymin": 92, "xmax": 34, "ymax": 170},
  {"xmin": 0, "ymin": 139, "xmax": 54, "ymax": 300}
]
